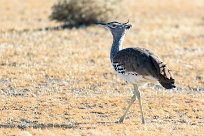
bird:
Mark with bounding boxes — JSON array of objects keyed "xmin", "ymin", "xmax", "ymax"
[{"xmin": 97, "ymin": 21, "xmax": 175, "ymax": 124}]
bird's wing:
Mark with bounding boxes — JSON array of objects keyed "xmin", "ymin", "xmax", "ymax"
[
  {"xmin": 112, "ymin": 48, "xmax": 156, "ymax": 76},
  {"xmin": 112, "ymin": 48, "xmax": 175, "ymax": 89}
]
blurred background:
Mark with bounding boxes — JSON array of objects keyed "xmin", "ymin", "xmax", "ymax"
[{"xmin": 0, "ymin": 0, "xmax": 204, "ymax": 135}]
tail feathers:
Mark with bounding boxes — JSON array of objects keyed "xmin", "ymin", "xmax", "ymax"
[
  {"xmin": 159, "ymin": 80, "xmax": 176, "ymax": 89},
  {"xmin": 149, "ymin": 54, "xmax": 176, "ymax": 89}
]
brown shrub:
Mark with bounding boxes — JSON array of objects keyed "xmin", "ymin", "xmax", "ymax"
[{"xmin": 49, "ymin": 0, "xmax": 122, "ymax": 25}]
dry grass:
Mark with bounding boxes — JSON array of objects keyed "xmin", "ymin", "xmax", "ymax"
[
  {"xmin": 49, "ymin": 0, "xmax": 122, "ymax": 25},
  {"xmin": 0, "ymin": 0, "xmax": 204, "ymax": 135}
]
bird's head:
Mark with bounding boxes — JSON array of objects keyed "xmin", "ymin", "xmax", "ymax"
[{"xmin": 97, "ymin": 21, "xmax": 132, "ymax": 37}]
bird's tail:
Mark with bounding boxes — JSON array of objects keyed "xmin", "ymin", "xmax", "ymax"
[
  {"xmin": 159, "ymin": 80, "xmax": 176, "ymax": 89},
  {"xmin": 149, "ymin": 55, "xmax": 176, "ymax": 89}
]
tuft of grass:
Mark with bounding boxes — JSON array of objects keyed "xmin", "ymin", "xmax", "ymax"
[{"xmin": 49, "ymin": 0, "xmax": 122, "ymax": 26}]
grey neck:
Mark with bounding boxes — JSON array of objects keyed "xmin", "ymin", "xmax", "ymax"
[{"xmin": 110, "ymin": 32, "xmax": 125, "ymax": 61}]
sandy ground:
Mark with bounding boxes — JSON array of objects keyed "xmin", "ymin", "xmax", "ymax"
[{"xmin": 0, "ymin": 0, "xmax": 204, "ymax": 135}]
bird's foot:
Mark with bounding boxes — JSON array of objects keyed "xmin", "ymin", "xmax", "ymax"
[
  {"xmin": 116, "ymin": 116, "xmax": 125, "ymax": 123},
  {"xmin": 141, "ymin": 117, "xmax": 145, "ymax": 124}
]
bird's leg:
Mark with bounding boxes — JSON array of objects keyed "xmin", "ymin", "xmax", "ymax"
[
  {"xmin": 118, "ymin": 90, "xmax": 137, "ymax": 123},
  {"xmin": 134, "ymin": 85, "xmax": 145, "ymax": 124}
]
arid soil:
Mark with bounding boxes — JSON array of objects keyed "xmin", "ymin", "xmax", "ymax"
[{"xmin": 0, "ymin": 0, "xmax": 204, "ymax": 135}]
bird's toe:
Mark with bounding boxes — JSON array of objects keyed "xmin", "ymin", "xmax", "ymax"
[{"xmin": 117, "ymin": 116, "xmax": 125, "ymax": 123}]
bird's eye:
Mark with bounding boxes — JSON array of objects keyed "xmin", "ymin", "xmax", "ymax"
[{"xmin": 112, "ymin": 24, "xmax": 116, "ymax": 27}]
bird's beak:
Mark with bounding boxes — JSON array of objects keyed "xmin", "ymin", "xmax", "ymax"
[
  {"xmin": 96, "ymin": 22, "xmax": 109, "ymax": 30},
  {"xmin": 96, "ymin": 22, "xmax": 107, "ymax": 26}
]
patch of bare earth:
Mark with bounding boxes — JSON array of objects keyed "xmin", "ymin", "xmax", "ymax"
[{"xmin": 0, "ymin": 0, "xmax": 204, "ymax": 135}]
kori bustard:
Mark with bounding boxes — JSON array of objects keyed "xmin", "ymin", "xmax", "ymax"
[{"xmin": 97, "ymin": 21, "xmax": 175, "ymax": 124}]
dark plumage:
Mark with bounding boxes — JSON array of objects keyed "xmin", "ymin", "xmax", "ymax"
[
  {"xmin": 97, "ymin": 21, "xmax": 176, "ymax": 124},
  {"xmin": 113, "ymin": 48, "xmax": 175, "ymax": 89}
]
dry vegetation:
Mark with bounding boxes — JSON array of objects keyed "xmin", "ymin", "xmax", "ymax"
[
  {"xmin": 0, "ymin": 0, "xmax": 204, "ymax": 135},
  {"xmin": 49, "ymin": 0, "xmax": 121, "ymax": 25}
]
